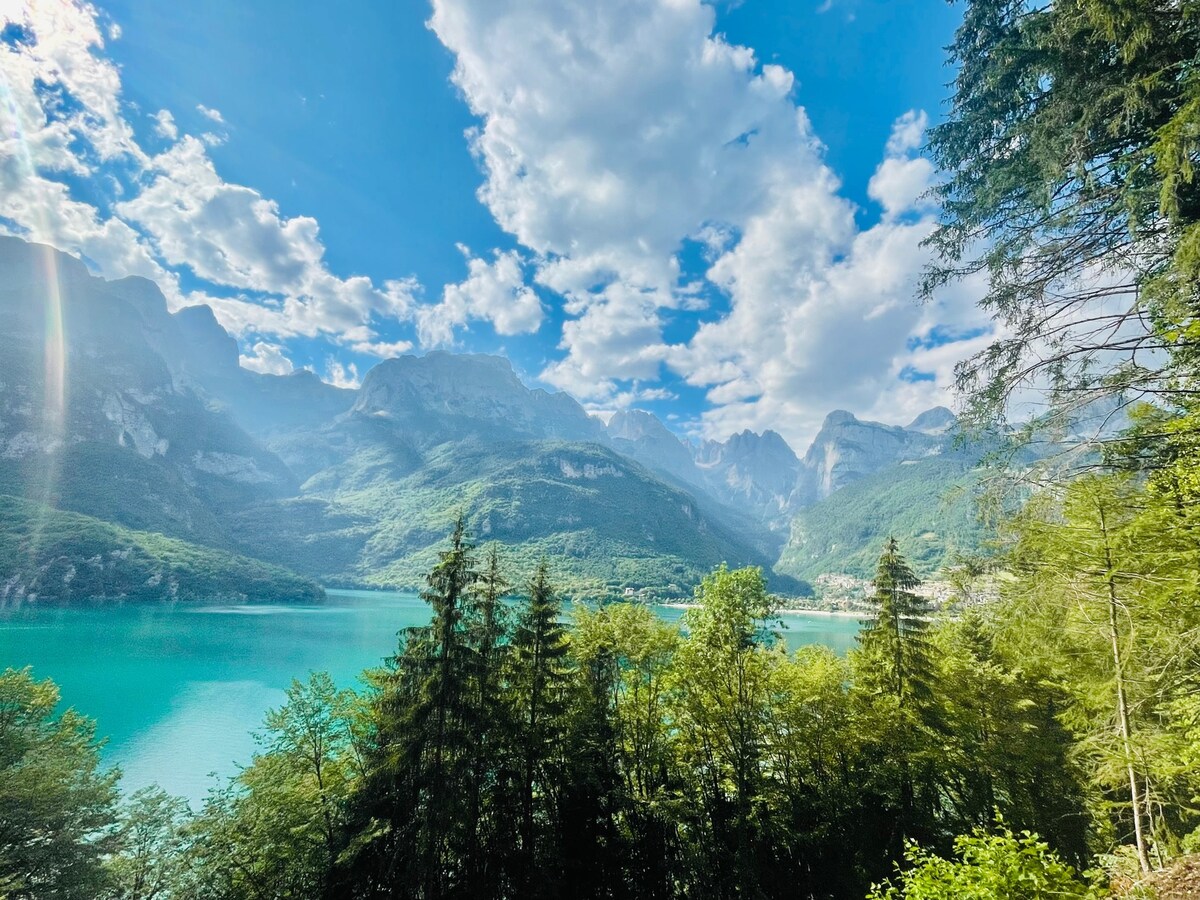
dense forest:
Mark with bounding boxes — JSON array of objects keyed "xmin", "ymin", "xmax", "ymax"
[
  {"xmin": 3, "ymin": 511, "xmax": 1198, "ymax": 899},
  {"xmin": 4, "ymin": 0, "xmax": 1200, "ymax": 896}
]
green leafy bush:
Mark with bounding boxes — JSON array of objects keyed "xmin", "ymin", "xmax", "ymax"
[{"xmin": 867, "ymin": 828, "xmax": 1098, "ymax": 900}]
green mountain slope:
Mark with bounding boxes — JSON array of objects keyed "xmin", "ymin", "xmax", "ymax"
[
  {"xmin": 775, "ymin": 453, "xmax": 987, "ymax": 581},
  {"xmin": 230, "ymin": 439, "xmax": 801, "ymax": 600},
  {"xmin": 0, "ymin": 239, "xmax": 296, "ymax": 552},
  {"xmin": 0, "ymin": 495, "xmax": 323, "ymax": 604}
]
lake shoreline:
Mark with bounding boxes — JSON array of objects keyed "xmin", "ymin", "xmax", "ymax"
[{"xmin": 657, "ymin": 602, "xmax": 868, "ymax": 619}]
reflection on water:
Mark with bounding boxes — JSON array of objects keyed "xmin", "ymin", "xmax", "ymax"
[
  {"xmin": 113, "ymin": 680, "xmax": 284, "ymax": 800},
  {"xmin": 0, "ymin": 590, "xmax": 861, "ymax": 804}
]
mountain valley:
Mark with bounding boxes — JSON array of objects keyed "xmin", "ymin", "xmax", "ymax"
[{"xmin": 0, "ymin": 237, "xmax": 986, "ymax": 601}]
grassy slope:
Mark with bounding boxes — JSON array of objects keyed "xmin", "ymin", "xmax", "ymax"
[
  {"xmin": 775, "ymin": 453, "xmax": 987, "ymax": 581},
  {"xmin": 0, "ymin": 494, "xmax": 323, "ymax": 603}
]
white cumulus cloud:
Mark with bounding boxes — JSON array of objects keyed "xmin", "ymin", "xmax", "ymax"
[
  {"xmin": 0, "ymin": 0, "xmax": 428, "ymax": 387},
  {"xmin": 152, "ymin": 109, "xmax": 178, "ymax": 140},
  {"xmin": 239, "ymin": 341, "xmax": 295, "ymax": 376},
  {"xmin": 429, "ymin": 0, "xmax": 988, "ymax": 446},
  {"xmin": 196, "ymin": 104, "xmax": 225, "ymax": 124},
  {"xmin": 416, "ymin": 247, "xmax": 543, "ymax": 346}
]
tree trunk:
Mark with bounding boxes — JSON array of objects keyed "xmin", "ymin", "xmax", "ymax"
[{"xmin": 1100, "ymin": 507, "xmax": 1152, "ymax": 874}]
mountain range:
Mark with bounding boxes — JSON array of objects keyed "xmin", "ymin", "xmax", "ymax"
[{"xmin": 0, "ymin": 237, "xmax": 986, "ymax": 602}]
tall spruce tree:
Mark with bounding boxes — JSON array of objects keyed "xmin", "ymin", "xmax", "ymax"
[
  {"xmin": 333, "ymin": 516, "xmax": 482, "ymax": 899},
  {"xmin": 860, "ymin": 538, "xmax": 934, "ymax": 708},
  {"xmin": 463, "ymin": 543, "xmax": 514, "ymax": 899},
  {"xmin": 855, "ymin": 539, "xmax": 938, "ymax": 857},
  {"xmin": 559, "ymin": 640, "xmax": 627, "ymax": 899},
  {"xmin": 507, "ymin": 560, "xmax": 570, "ymax": 897}
]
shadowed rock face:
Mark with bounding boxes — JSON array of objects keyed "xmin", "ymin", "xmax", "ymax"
[
  {"xmin": 0, "ymin": 237, "xmax": 296, "ymax": 547},
  {"xmin": 793, "ymin": 409, "xmax": 953, "ymax": 505},
  {"xmin": 353, "ymin": 352, "xmax": 605, "ymax": 445},
  {"xmin": 607, "ymin": 409, "xmax": 701, "ymax": 486},
  {"xmin": 694, "ymin": 429, "xmax": 801, "ymax": 526}
]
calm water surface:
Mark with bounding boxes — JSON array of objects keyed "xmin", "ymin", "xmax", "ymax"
[{"xmin": 0, "ymin": 589, "xmax": 860, "ymax": 803}]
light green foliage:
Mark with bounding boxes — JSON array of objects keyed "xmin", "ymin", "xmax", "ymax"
[
  {"xmin": 0, "ymin": 494, "xmax": 322, "ymax": 603},
  {"xmin": 931, "ymin": 614, "xmax": 1091, "ymax": 859},
  {"xmin": 105, "ymin": 787, "xmax": 192, "ymax": 900},
  {"xmin": 0, "ymin": 667, "xmax": 121, "ymax": 900},
  {"xmin": 669, "ymin": 565, "xmax": 780, "ymax": 896},
  {"xmin": 766, "ymin": 643, "xmax": 857, "ymax": 802},
  {"xmin": 996, "ymin": 472, "xmax": 1200, "ymax": 874},
  {"xmin": 925, "ymin": 0, "xmax": 1200, "ymax": 878},
  {"xmin": 572, "ymin": 602, "xmax": 679, "ymax": 804},
  {"xmin": 184, "ymin": 673, "xmax": 362, "ymax": 900},
  {"xmin": 867, "ymin": 828, "xmax": 1098, "ymax": 900}
]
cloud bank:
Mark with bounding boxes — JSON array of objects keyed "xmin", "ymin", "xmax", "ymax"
[
  {"xmin": 428, "ymin": 0, "xmax": 992, "ymax": 446},
  {"xmin": 0, "ymin": 0, "xmax": 991, "ymax": 448}
]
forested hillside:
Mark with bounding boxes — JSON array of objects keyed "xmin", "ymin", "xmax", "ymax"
[
  {"xmin": 777, "ymin": 453, "xmax": 985, "ymax": 580},
  {"xmin": 0, "ymin": 495, "xmax": 323, "ymax": 604}
]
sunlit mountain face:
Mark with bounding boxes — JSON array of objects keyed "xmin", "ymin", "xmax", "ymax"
[{"xmin": 0, "ymin": 0, "xmax": 981, "ymax": 457}]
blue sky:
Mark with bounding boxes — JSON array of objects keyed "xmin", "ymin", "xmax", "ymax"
[{"xmin": 0, "ymin": 0, "xmax": 990, "ymax": 450}]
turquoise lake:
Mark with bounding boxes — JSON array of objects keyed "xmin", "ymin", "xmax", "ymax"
[{"xmin": 0, "ymin": 589, "xmax": 861, "ymax": 804}]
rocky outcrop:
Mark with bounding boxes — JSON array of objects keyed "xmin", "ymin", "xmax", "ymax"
[
  {"xmin": 352, "ymin": 351, "xmax": 605, "ymax": 445},
  {"xmin": 0, "ymin": 237, "xmax": 295, "ymax": 545},
  {"xmin": 607, "ymin": 409, "xmax": 700, "ymax": 487},
  {"xmin": 793, "ymin": 409, "xmax": 952, "ymax": 504},
  {"xmin": 906, "ymin": 406, "xmax": 956, "ymax": 435},
  {"xmin": 695, "ymin": 429, "xmax": 801, "ymax": 525}
]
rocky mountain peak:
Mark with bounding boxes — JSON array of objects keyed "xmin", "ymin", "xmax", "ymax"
[
  {"xmin": 0, "ymin": 235, "xmax": 91, "ymax": 291},
  {"xmin": 607, "ymin": 409, "xmax": 675, "ymax": 443},
  {"xmin": 353, "ymin": 351, "xmax": 603, "ymax": 444},
  {"xmin": 604, "ymin": 409, "xmax": 699, "ymax": 489},
  {"xmin": 906, "ymin": 406, "xmax": 957, "ymax": 435},
  {"xmin": 721, "ymin": 429, "xmax": 797, "ymax": 461},
  {"xmin": 822, "ymin": 409, "xmax": 859, "ymax": 428},
  {"xmin": 169, "ymin": 304, "xmax": 241, "ymax": 375},
  {"xmin": 797, "ymin": 407, "xmax": 951, "ymax": 503}
]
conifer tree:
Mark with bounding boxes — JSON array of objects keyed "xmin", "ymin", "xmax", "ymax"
[
  {"xmin": 559, "ymin": 640, "xmax": 627, "ymax": 899},
  {"xmin": 507, "ymin": 559, "xmax": 570, "ymax": 896},
  {"xmin": 860, "ymin": 537, "xmax": 934, "ymax": 708},
  {"xmin": 463, "ymin": 543, "xmax": 514, "ymax": 898},
  {"xmin": 334, "ymin": 516, "xmax": 481, "ymax": 899},
  {"xmin": 855, "ymin": 538, "xmax": 937, "ymax": 856}
]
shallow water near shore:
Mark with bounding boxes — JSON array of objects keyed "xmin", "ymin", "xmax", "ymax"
[{"xmin": 0, "ymin": 589, "xmax": 861, "ymax": 804}]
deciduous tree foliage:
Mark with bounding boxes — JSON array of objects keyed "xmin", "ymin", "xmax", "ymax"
[
  {"xmin": 0, "ymin": 668, "xmax": 120, "ymax": 900},
  {"xmin": 867, "ymin": 827, "xmax": 1097, "ymax": 900}
]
